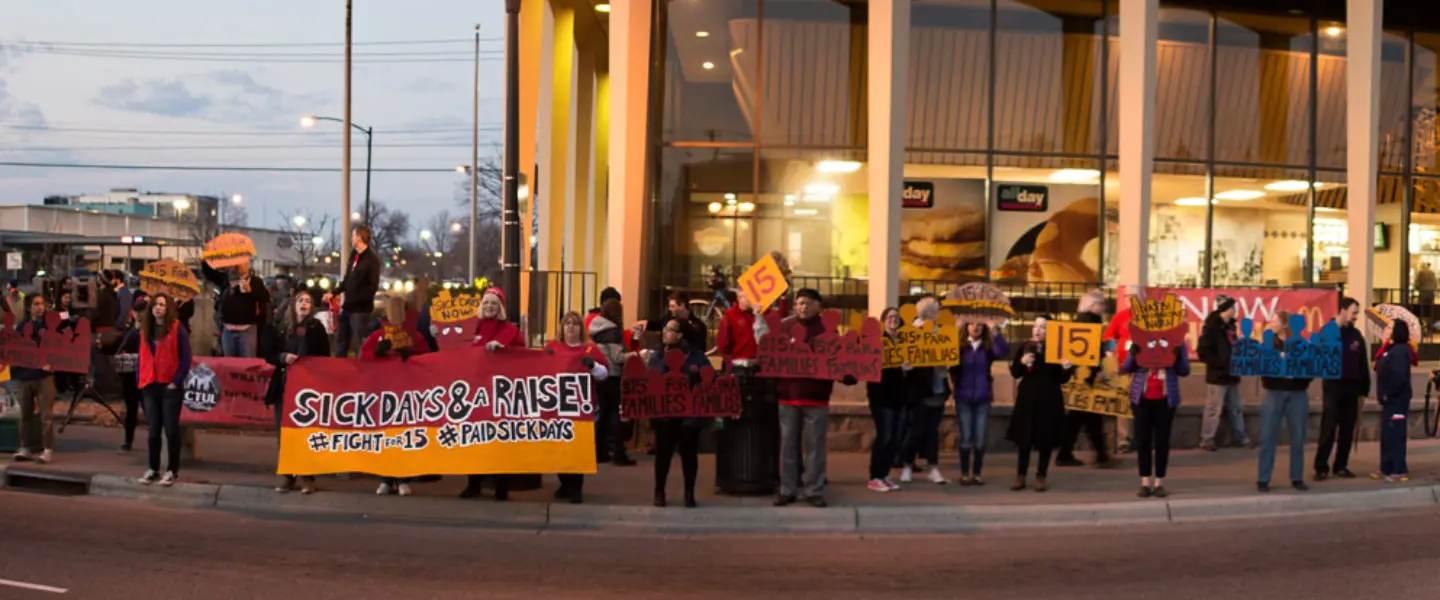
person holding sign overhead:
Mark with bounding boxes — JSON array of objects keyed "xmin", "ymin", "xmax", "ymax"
[
  {"xmin": 899, "ymin": 296, "xmax": 950, "ymax": 486},
  {"xmin": 1121, "ymin": 332, "xmax": 1191, "ymax": 499},
  {"xmin": 1374, "ymin": 320, "xmax": 1414, "ymax": 483},
  {"xmin": 1008, "ymin": 315, "xmax": 1072, "ymax": 492},
  {"xmin": 950, "ymin": 320, "xmax": 1008, "ymax": 486}
]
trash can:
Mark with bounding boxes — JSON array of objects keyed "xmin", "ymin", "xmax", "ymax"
[{"xmin": 715, "ymin": 364, "xmax": 779, "ymax": 495}]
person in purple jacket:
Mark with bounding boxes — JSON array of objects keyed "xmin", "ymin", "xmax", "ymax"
[
  {"xmin": 1121, "ymin": 339, "xmax": 1191, "ymax": 499},
  {"xmin": 949, "ymin": 321, "xmax": 1008, "ymax": 486}
]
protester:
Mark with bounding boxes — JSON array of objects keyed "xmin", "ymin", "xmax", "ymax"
[
  {"xmin": 1008, "ymin": 316, "xmax": 1072, "ymax": 492},
  {"xmin": 1197, "ymin": 294, "xmax": 1251, "ymax": 451},
  {"xmin": 116, "ymin": 302, "xmax": 146, "ymax": 453},
  {"xmin": 333, "ymin": 225, "xmax": 382, "ymax": 358},
  {"xmin": 866, "ymin": 307, "xmax": 908, "ymax": 492},
  {"xmin": 585, "ymin": 287, "xmax": 622, "ymax": 331},
  {"xmin": 1315, "ymin": 298, "xmax": 1369, "ymax": 481},
  {"xmin": 1058, "ymin": 291, "xmax": 1118, "ymax": 468},
  {"xmin": 1102, "ymin": 289, "xmax": 1136, "ymax": 453},
  {"xmin": 359, "ymin": 294, "xmax": 431, "ymax": 496},
  {"xmin": 589, "ymin": 298, "xmax": 635, "ymax": 465},
  {"xmin": 136, "ymin": 294, "xmax": 192, "ymax": 486},
  {"xmin": 201, "ymin": 262, "xmax": 269, "ymax": 358},
  {"xmin": 648, "ymin": 318, "xmax": 709, "ymax": 508},
  {"xmin": 1374, "ymin": 320, "xmax": 1414, "ymax": 483},
  {"xmin": 712, "ymin": 291, "xmax": 758, "ymax": 360},
  {"xmin": 1122, "ymin": 333, "xmax": 1190, "ymax": 499},
  {"xmin": 543, "ymin": 311, "xmax": 610, "ymax": 504},
  {"xmin": 108, "ymin": 270, "xmax": 135, "ymax": 329},
  {"xmin": 11, "ymin": 295, "xmax": 60, "ymax": 464},
  {"xmin": 1255, "ymin": 311, "xmax": 1312, "ymax": 493},
  {"xmin": 768, "ymin": 289, "xmax": 851, "ymax": 508},
  {"xmin": 635, "ymin": 291, "xmax": 707, "ymax": 351},
  {"xmin": 460, "ymin": 287, "xmax": 524, "ymax": 500},
  {"xmin": 900, "ymin": 297, "xmax": 950, "ymax": 485},
  {"xmin": 266, "ymin": 293, "xmax": 331, "ymax": 495},
  {"xmin": 951, "ymin": 320, "xmax": 1009, "ymax": 486},
  {"xmin": 176, "ymin": 295, "xmax": 195, "ymax": 333}
]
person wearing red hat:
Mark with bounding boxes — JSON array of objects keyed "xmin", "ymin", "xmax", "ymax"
[{"xmin": 460, "ymin": 286, "xmax": 524, "ymax": 500}]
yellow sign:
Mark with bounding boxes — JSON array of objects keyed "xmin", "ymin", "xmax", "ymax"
[
  {"xmin": 882, "ymin": 304, "xmax": 961, "ymax": 368},
  {"xmin": 737, "ymin": 254, "xmax": 789, "ymax": 312},
  {"xmin": 1130, "ymin": 293, "xmax": 1188, "ymax": 331},
  {"xmin": 1061, "ymin": 356, "xmax": 1134, "ymax": 418},
  {"xmin": 1045, "ymin": 321, "xmax": 1103, "ymax": 367},
  {"xmin": 429, "ymin": 289, "xmax": 481, "ymax": 323}
]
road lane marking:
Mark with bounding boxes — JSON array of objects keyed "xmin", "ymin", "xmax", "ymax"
[{"xmin": 0, "ymin": 578, "xmax": 68, "ymax": 594}]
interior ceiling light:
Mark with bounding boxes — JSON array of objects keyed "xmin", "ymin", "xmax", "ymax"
[
  {"xmin": 1049, "ymin": 169, "xmax": 1101, "ymax": 183},
  {"xmin": 696, "ymin": 31, "xmax": 710, "ymax": 38},
  {"xmin": 707, "ymin": 202, "xmax": 722, "ymax": 213},
  {"xmin": 803, "ymin": 182, "xmax": 839, "ymax": 196},
  {"xmin": 793, "ymin": 208, "xmax": 818, "ymax": 216},
  {"xmin": 1264, "ymin": 180, "xmax": 1317, "ymax": 192},
  {"xmin": 816, "ymin": 160, "xmax": 862, "ymax": 174},
  {"xmin": 702, "ymin": 61, "xmax": 715, "ymax": 70},
  {"xmin": 1173, "ymin": 197, "xmax": 1214, "ymax": 207},
  {"xmin": 1215, "ymin": 190, "xmax": 1266, "ymax": 201},
  {"xmin": 738, "ymin": 202, "xmax": 756, "ymax": 213},
  {"xmin": 1324, "ymin": 25, "xmax": 1343, "ymax": 37},
  {"xmin": 595, "ymin": 3, "xmax": 612, "ymax": 13}
]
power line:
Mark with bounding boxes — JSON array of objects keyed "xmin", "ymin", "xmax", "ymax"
[
  {"xmin": 1, "ymin": 124, "xmax": 496, "ymax": 136},
  {"xmin": 10, "ymin": 38, "xmax": 498, "ymax": 48},
  {"xmin": 0, "ymin": 142, "xmax": 491, "ymax": 151},
  {"xmin": 24, "ymin": 47, "xmax": 499, "ymax": 63},
  {"xmin": 0, "ymin": 161, "xmax": 460, "ymax": 173}
]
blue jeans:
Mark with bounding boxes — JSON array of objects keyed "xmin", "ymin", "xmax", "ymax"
[
  {"xmin": 220, "ymin": 326, "xmax": 258, "ymax": 358},
  {"xmin": 867, "ymin": 401, "xmax": 904, "ymax": 481},
  {"xmin": 1257, "ymin": 389, "xmax": 1309, "ymax": 485},
  {"xmin": 1202, "ymin": 384, "xmax": 1250, "ymax": 446},
  {"xmin": 1380, "ymin": 399, "xmax": 1409, "ymax": 476},
  {"xmin": 956, "ymin": 403, "xmax": 991, "ymax": 476}
]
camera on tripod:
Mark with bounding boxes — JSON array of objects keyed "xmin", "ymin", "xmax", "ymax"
[{"xmin": 703, "ymin": 266, "xmax": 729, "ymax": 292}]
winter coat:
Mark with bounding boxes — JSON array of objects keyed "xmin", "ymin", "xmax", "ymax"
[
  {"xmin": 1121, "ymin": 344, "xmax": 1191, "ymax": 408},
  {"xmin": 1324, "ymin": 323, "xmax": 1371, "ymax": 397},
  {"xmin": 1006, "ymin": 340, "xmax": 1072, "ymax": 448},
  {"xmin": 1375, "ymin": 341, "xmax": 1413, "ymax": 408},
  {"xmin": 1197, "ymin": 312, "xmax": 1239, "ymax": 385},
  {"xmin": 950, "ymin": 333, "xmax": 1010, "ymax": 405},
  {"xmin": 264, "ymin": 316, "xmax": 331, "ymax": 407}
]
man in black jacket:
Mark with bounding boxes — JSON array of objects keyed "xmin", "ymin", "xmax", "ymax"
[
  {"xmin": 334, "ymin": 225, "xmax": 382, "ymax": 357},
  {"xmin": 1314, "ymin": 297, "xmax": 1369, "ymax": 480},
  {"xmin": 1057, "ymin": 292, "xmax": 1118, "ymax": 468},
  {"xmin": 1196, "ymin": 295, "xmax": 1251, "ymax": 451}
]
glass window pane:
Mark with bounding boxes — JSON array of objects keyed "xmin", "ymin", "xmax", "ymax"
[
  {"xmin": 758, "ymin": 148, "xmax": 868, "ymax": 277},
  {"xmin": 1411, "ymin": 176, "xmax": 1440, "ymax": 339},
  {"xmin": 1214, "ymin": 12, "xmax": 1312, "ymax": 167},
  {"xmin": 1155, "ymin": 8, "xmax": 1211, "ymax": 160},
  {"xmin": 1149, "ymin": 162, "xmax": 1208, "ymax": 287},
  {"xmin": 900, "ymin": 152, "xmax": 988, "ymax": 285},
  {"xmin": 1376, "ymin": 31, "xmax": 1410, "ymax": 173},
  {"xmin": 994, "ymin": 0, "xmax": 1106, "ymax": 155},
  {"xmin": 1315, "ymin": 24, "xmax": 1409, "ymax": 171},
  {"xmin": 758, "ymin": 0, "xmax": 869, "ymax": 148},
  {"xmin": 1310, "ymin": 169, "xmax": 1348, "ymax": 286},
  {"xmin": 660, "ymin": 0, "xmax": 760, "ymax": 143},
  {"xmin": 654, "ymin": 147, "xmax": 758, "ymax": 288},
  {"xmin": 1414, "ymin": 33, "xmax": 1440, "ymax": 175},
  {"xmin": 1211, "ymin": 164, "xmax": 1310, "ymax": 287},
  {"xmin": 989, "ymin": 156, "xmax": 1103, "ymax": 284},
  {"xmin": 907, "ymin": 0, "xmax": 990, "ymax": 153}
]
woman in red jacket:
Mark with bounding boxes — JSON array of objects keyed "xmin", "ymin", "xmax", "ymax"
[
  {"xmin": 544, "ymin": 311, "xmax": 610, "ymax": 504},
  {"xmin": 136, "ymin": 293, "xmax": 192, "ymax": 487},
  {"xmin": 712, "ymin": 291, "xmax": 758, "ymax": 361},
  {"xmin": 362, "ymin": 295, "xmax": 429, "ymax": 496},
  {"xmin": 461, "ymin": 286, "xmax": 523, "ymax": 500}
]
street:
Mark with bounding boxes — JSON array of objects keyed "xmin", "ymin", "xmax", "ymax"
[{"xmin": 0, "ymin": 490, "xmax": 1436, "ymax": 599}]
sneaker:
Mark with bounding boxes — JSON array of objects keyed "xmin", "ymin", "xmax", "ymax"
[
  {"xmin": 867, "ymin": 479, "xmax": 892, "ymax": 493},
  {"xmin": 300, "ymin": 481, "xmax": 317, "ymax": 495},
  {"xmin": 959, "ymin": 475, "xmax": 974, "ymax": 486},
  {"xmin": 12, "ymin": 449, "xmax": 32, "ymax": 462},
  {"xmin": 1257, "ymin": 482, "xmax": 1270, "ymax": 493},
  {"xmin": 160, "ymin": 471, "xmax": 177, "ymax": 487},
  {"xmin": 900, "ymin": 466, "xmax": 914, "ymax": 483},
  {"xmin": 36, "ymin": 449, "xmax": 52, "ymax": 465},
  {"xmin": 1151, "ymin": 486, "xmax": 1170, "ymax": 498},
  {"xmin": 1138, "ymin": 486, "xmax": 1153, "ymax": 498},
  {"xmin": 1386, "ymin": 474, "xmax": 1410, "ymax": 483},
  {"xmin": 1199, "ymin": 441, "xmax": 1218, "ymax": 452},
  {"xmin": 926, "ymin": 467, "xmax": 949, "ymax": 484},
  {"xmin": 397, "ymin": 484, "xmax": 413, "ymax": 497},
  {"xmin": 883, "ymin": 477, "xmax": 901, "ymax": 491},
  {"xmin": 376, "ymin": 483, "xmax": 393, "ymax": 495},
  {"xmin": 1370, "ymin": 471, "xmax": 1385, "ymax": 480},
  {"xmin": 1118, "ymin": 441, "xmax": 1133, "ymax": 454},
  {"xmin": 972, "ymin": 475, "xmax": 986, "ymax": 487},
  {"xmin": 275, "ymin": 476, "xmax": 297, "ymax": 493},
  {"xmin": 138, "ymin": 469, "xmax": 157, "ymax": 485},
  {"xmin": 1313, "ymin": 471, "xmax": 1329, "ymax": 482}
]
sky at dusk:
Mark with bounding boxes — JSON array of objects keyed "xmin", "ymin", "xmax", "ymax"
[{"xmin": 0, "ymin": 0, "xmax": 508, "ymax": 231}]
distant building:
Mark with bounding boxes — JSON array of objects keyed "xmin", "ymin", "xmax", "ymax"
[{"xmin": 43, "ymin": 188, "xmax": 221, "ymax": 223}]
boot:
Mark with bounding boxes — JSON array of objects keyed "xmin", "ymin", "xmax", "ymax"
[
  {"xmin": 1010, "ymin": 475, "xmax": 1027, "ymax": 491},
  {"xmin": 459, "ymin": 475, "xmax": 483, "ymax": 499},
  {"xmin": 493, "ymin": 476, "xmax": 510, "ymax": 502},
  {"xmin": 1034, "ymin": 475, "xmax": 1049, "ymax": 492},
  {"xmin": 654, "ymin": 487, "xmax": 667, "ymax": 507},
  {"xmin": 612, "ymin": 451, "xmax": 637, "ymax": 467}
]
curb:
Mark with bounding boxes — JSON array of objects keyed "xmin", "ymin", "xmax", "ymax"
[{"xmin": 34, "ymin": 472, "xmax": 1439, "ymax": 534}]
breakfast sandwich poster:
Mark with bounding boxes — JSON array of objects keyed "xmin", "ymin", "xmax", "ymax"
[
  {"xmin": 899, "ymin": 178, "xmax": 987, "ymax": 282},
  {"xmin": 989, "ymin": 183, "xmax": 1102, "ymax": 284}
]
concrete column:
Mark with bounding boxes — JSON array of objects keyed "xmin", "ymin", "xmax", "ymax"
[
  {"xmin": 1118, "ymin": 0, "xmax": 1158, "ymax": 290},
  {"xmin": 1347, "ymin": 0, "xmax": 1382, "ymax": 308},
  {"xmin": 539, "ymin": 3, "xmax": 574, "ymax": 273},
  {"xmin": 866, "ymin": 0, "xmax": 907, "ymax": 316},
  {"xmin": 606, "ymin": 0, "xmax": 653, "ymax": 325},
  {"xmin": 592, "ymin": 73, "xmax": 610, "ymax": 286},
  {"xmin": 569, "ymin": 49, "xmax": 596, "ymax": 309},
  {"xmin": 516, "ymin": 0, "xmax": 544, "ymax": 312}
]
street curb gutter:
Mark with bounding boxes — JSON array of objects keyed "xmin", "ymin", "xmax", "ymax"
[{"xmin": 52, "ymin": 472, "xmax": 1440, "ymax": 533}]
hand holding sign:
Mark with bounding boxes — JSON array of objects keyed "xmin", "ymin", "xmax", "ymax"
[{"xmin": 737, "ymin": 254, "xmax": 789, "ymax": 313}]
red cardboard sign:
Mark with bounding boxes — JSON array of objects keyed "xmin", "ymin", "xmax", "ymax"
[
  {"xmin": 619, "ymin": 349, "xmax": 742, "ymax": 419},
  {"xmin": 181, "ymin": 357, "xmax": 275, "ymax": 425},
  {"xmin": 0, "ymin": 312, "xmax": 93, "ymax": 374},
  {"xmin": 756, "ymin": 309, "xmax": 883, "ymax": 383}
]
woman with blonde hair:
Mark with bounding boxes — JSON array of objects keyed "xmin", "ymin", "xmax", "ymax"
[
  {"xmin": 360, "ymin": 293, "xmax": 429, "ymax": 496},
  {"xmin": 544, "ymin": 311, "xmax": 610, "ymax": 503},
  {"xmin": 900, "ymin": 296, "xmax": 951, "ymax": 485}
]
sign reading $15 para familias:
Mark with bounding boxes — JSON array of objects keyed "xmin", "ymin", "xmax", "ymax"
[{"xmin": 882, "ymin": 304, "xmax": 961, "ymax": 368}]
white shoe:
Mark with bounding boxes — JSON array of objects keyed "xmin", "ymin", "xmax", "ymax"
[
  {"xmin": 900, "ymin": 466, "xmax": 914, "ymax": 483},
  {"xmin": 138, "ymin": 469, "xmax": 157, "ymax": 485},
  {"xmin": 883, "ymin": 477, "xmax": 901, "ymax": 491},
  {"xmin": 37, "ymin": 449, "xmax": 52, "ymax": 465},
  {"xmin": 927, "ymin": 467, "xmax": 949, "ymax": 485},
  {"xmin": 160, "ymin": 471, "xmax": 177, "ymax": 487},
  {"xmin": 867, "ymin": 479, "xmax": 891, "ymax": 493},
  {"xmin": 397, "ymin": 484, "xmax": 413, "ymax": 497},
  {"xmin": 376, "ymin": 483, "xmax": 393, "ymax": 495}
]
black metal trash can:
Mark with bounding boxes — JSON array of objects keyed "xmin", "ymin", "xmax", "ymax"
[{"xmin": 715, "ymin": 365, "xmax": 779, "ymax": 495}]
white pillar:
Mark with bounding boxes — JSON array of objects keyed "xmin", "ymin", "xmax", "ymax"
[
  {"xmin": 1118, "ymin": 0, "xmax": 1158, "ymax": 290},
  {"xmin": 1347, "ymin": 0, "xmax": 1381, "ymax": 308},
  {"xmin": 867, "ymin": 0, "xmax": 906, "ymax": 315},
  {"xmin": 606, "ymin": 0, "xmax": 652, "ymax": 325}
]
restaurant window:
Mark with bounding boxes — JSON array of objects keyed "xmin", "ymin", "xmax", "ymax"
[
  {"xmin": 1214, "ymin": 12, "xmax": 1313, "ymax": 168},
  {"xmin": 659, "ymin": 0, "xmax": 760, "ymax": 144}
]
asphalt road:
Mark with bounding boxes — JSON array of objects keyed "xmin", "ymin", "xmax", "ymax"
[{"xmin": 1, "ymin": 490, "xmax": 1437, "ymax": 599}]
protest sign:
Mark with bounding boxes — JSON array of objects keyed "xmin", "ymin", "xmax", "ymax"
[
  {"xmin": 620, "ymin": 350, "xmax": 741, "ymax": 419},
  {"xmin": 0, "ymin": 312, "xmax": 92, "ymax": 374},
  {"xmin": 278, "ymin": 346, "xmax": 596, "ymax": 477},
  {"xmin": 1127, "ymin": 293, "xmax": 1189, "ymax": 369},
  {"xmin": 1366, "ymin": 304, "xmax": 1421, "ymax": 349},
  {"xmin": 139, "ymin": 259, "xmax": 200, "ymax": 301},
  {"xmin": 737, "ymin": 254, "xmax": 790, "ymax": 312},
  {"xmin": 181, "ymin": 357, "xmax": 275, "ymax": 425},
  {"xmin": 1148, "ymin": 288, "xmax": 1337, "ymax": 359},
  {"xmin": 429, "ymin": 290, "xmax": 481, "ymax": 351},
  {"xmin": 1229, "ymin": 314, "xmax": 1342, "ymax": 379},
  {"xmin": 756, "ymin": 309, "xmax": 883, "ymax": 383},
  {"xmin": 1061, "ymin": 356, "xmax": 1134, "ymax": 418},
  {"xmin": 1045, "ymin": 320, "xmax": 1103, "ymax": 367},
  {"xmin": 202, "ymin": 233, "xmax": 256, "ymax": 269},
  {"xmin": 882, "ymin": 304, "xmax": 961, "ymax": 369},
  {"xmin": 942, "ymin": 282, "xmax": 1015, "ymax": 325}
]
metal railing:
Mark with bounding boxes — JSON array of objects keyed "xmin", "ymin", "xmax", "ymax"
[{"xmin": 521, "ymin": 270, "xmax": 598, "ymax": 347}]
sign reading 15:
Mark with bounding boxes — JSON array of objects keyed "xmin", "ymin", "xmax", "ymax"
[
  {"xmin": 737, "ymin": 255, "xmax": 790, "ymax": 313},
  {"xmin": 1044, "ymin": 321, "xmax": 1103, "ymax": 367}
]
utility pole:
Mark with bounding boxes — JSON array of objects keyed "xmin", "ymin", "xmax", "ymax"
[
  {"xmin": 340, "ymin": 0, "xmax": 354, "ymax": 276},
  {"xmin": 470, "ymin": 24, "xmax": 481, "ymax": 284},
  {"xmin": 502, "ymin": 0, "xmax": 521, "ymax": 322}
]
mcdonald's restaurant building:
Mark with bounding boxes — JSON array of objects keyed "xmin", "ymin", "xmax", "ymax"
[{"xmin": 520, "ymin": 0, "xmax": 1440, "ymax": 331}]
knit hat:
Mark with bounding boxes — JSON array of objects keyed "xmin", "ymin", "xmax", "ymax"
[
  {"xmin": 484, "ymin": 287, "xmax": 507, "ymax": 307},
  {"xmin": 1215, "ymin": 294, "xmax": 1236, "ymax": 314},
  {"xmin": 599, "ymin": 287, "xmax": 621, "ymax": 304},
  {"xmin": 796, "ymin": 288, "xmax": 823, "ymax": 304}
]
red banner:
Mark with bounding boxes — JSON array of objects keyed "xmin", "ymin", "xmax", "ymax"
[
  {"xmin": 279, "ymin": 346, "xmax": 596, "ymax": 477},
  {"xmin": 756, "ymin": 309, "xmax": 883, "ymax": 383},
  {"xmin": 0, "ymin": 312, "xmax": 92, "ymax": 374},
  {"xmin": 619, "ymin": 350, "xmax": 742, "ymax": 419},
  {"xmin": 181, "ymin": 357, "xmax": 274, "ymax": 425},
  {"xmin": 1149, "ymin": 288, "xmax": 1338, "ymax": 358}
]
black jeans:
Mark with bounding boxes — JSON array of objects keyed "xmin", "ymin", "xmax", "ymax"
[
  {"xmin": 868, "ymin": 401, "xmax": 904, "ymax": 480},
  {"xmin": 595, "ymin": 390, "xmax": 622, "ymax": 460},
  {"xmin": 142, "ymin": 384, "xmax": 183, "ymax": 474},
  {"xmin": 122, "ymin": 373, "xmax": 142, "ymax": 447},
  {"xmin": 654, "ymin": 418, "xmax": 700, "ymax": 495},
  {"xmin": 1059, "ymin": 410, "xmax": 1110, "ymax": 462},
  {"xmin": 333, "ymin": 310, "xmax": 373, "ymax": 358},
  {"xmin": 1016, "ymin": 442, "xmax": 1053, "ymax": 477},
  {"xmin": 1314, "ymin": 388, "xmax": 1360, "ymax": 475},
  {"xmin": 1134, "ymin": 400, "xmax": 1176, "ymax": 479},
  {"xmin": 901, "ymin": 401, "xmax": 944, "ymax": 467}
]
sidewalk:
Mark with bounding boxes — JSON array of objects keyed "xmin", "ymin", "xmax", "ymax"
[{"xmin": 5, "ymin": 424, "xmax": 1439, "ymax": 533}]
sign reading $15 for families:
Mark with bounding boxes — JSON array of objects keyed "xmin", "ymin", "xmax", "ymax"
[{"xmin": 882, "ymin": 304, "xmax": 960, "ymax": 368}]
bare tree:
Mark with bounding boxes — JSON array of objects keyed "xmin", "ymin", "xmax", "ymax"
[
  {"xmin": 278, "ymin": 210, "xmax": 336, "ymax": 279},
  {"xmin": 355, "ymin": 200, "xmax": 411, "ymax": 259},
  {"xmin": 453, "ymin": 145, "xmax": 504, "ymax": 222}
]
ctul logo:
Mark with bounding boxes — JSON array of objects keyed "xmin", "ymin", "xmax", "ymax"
[{"xmin": 183, "ymin": 363, "xmax": 221, "ymax": 412}]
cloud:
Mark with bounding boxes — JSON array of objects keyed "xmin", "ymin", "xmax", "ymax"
[{"xmin": 93, "ymin": 70, "xmax": 327, "ymax": 124}]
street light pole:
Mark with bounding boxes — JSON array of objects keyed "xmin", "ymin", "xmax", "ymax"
[
  {"xmin": 502, "ymin": 0, "xmax": 521, "ymax": 323},
  {"xmin": 340, "ymin": 0, "xmax": 354, "ymax": 276},
  {"xmin": 470, "ymin": 24, "xmax": 480, "ymax": 284},
  {"xmin": 364, "ymin": 126, "xmax": 373, "ymax": 222}
]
